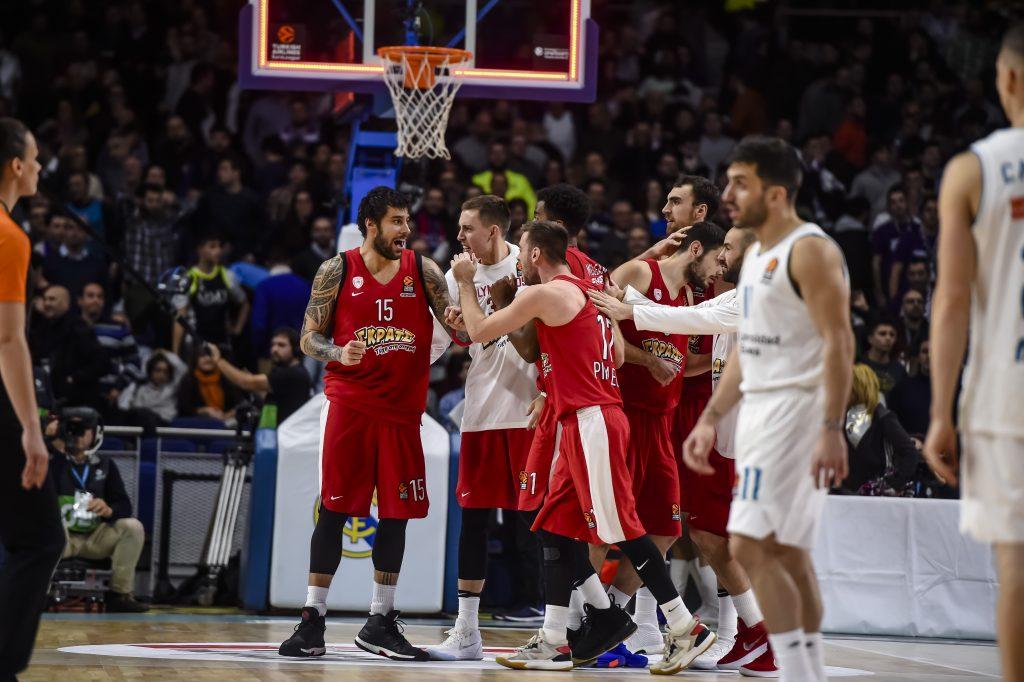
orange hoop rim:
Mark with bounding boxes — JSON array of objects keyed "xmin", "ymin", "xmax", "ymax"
[{"xmin": 377, "ymin": 45, "xmax": 473, "ymax": 65}]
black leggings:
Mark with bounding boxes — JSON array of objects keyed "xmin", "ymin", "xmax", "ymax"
[
  {"xmin": 309, "ymin": 506, "xmax": 408, "ymax": 575},
  {"xmin": 539, "ymin": 530, "xmax": 595, "ymax": 607},
  {"xmin": 458, "ymin": 508, "xmax": 490, "ymax": 582}
]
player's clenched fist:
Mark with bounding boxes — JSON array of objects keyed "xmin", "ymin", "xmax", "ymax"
[
  {"xmin": 338, "ymin": 340, "xmax": 366, "ymax": 365},
  {"xmin": 451, "ymin": 252, "xmax": 478, "ymax": 284}
]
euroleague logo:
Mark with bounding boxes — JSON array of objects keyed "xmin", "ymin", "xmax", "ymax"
[
  {"xmin": 761, "ymin": 257, "xmax": 779, "ymax": 284},
  {"xmin": 519, "ymin": 470, "xmax": 529, "ymax": 490},
  {"xmin": 671, "ymin": 503, "xmax": 681, "ymax": 521},
  {"xmin": 354, "ymin": 325, "xmax": 416, "ymax": 355},
  {"xmin": 276, "ymin": 25, "xmax": 296, "ymax": 44},
  {"xmin": 401, "ymin": 275, "xmax": 416, "ymax": 298},
  {"xmin": 313, "ymin": 494, "xmax": 377, "ymax": 559}
]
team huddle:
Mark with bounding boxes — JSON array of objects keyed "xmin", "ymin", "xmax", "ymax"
[{"xmin": 277, "ymin": 135, "xmax": 855, "ymax": 680}]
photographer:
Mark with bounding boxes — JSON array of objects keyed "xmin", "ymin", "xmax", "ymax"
[{"xmin": 47, "ymin": 407, "xmax": 148, "ymax": 612}]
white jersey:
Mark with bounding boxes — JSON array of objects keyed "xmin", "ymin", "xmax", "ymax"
[
  {"xmin": 630, "ymin": 286, "xmax": 739, "ymax": 457},
  {"xmin": 446, "ymin": 243, "xmax": 537, "ymax": 431},
  {"xmin": 737, "ymin": 223, "xmax": 836, "ymax": 393},
  {"xmin": 961, "ymin": 128, "xmax": 1024, "ymax": 437}
]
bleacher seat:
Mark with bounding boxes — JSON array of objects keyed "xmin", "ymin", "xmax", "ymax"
[{"xmin": 170, "ymin": 416, "xmax": 227, "ymax": 430}]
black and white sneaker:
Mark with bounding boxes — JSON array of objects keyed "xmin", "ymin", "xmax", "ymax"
[
  {"xmin": 571, "ymin": 602, "xmax": 638, "ymax": 666},
  {"xmin": 354, "ymin": 610, "xmax": 430, "ymax": 661},
  {"xmin": 279, "ymin": 607, "xmax": 327, "ymax": 657}
]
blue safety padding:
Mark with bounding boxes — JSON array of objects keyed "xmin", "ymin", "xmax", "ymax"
[
  {"xmin": 443, "ymin": 432, "xmax": 462, "ymax": 614},
  {"xmin": 242, "ymin": 427, "xmax": 279, "ymax": 611}
]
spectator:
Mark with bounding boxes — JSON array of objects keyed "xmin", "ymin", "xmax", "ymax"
[
  {"xmin": 471, "ymin": 142, "xmax": 537, "ymax": 218},
  {"xmin": 267, "ymin": 160, "xmax": 311, "ymax": 223},
  {"xmin": 598, "ymin": 199, "xmax": 635, "ymax": 268},
  {"xmin": 172, "ymin": 234, "xmax": 250, "ymax": 357},
  {"xmin": 118, "ymin": 351, "xmax": 187, "ymax": 424},
  {"xmin": 859, "ymin": 319, "xmax": 907, "ymax": 399},
  {"xmin": 832, "ymin": 96, "xmax": 868, "ymax": 168},
  {"xmin": 627, "ymin": 226, "xmax": 652, "ymax": 260},
  {"xmin": 904, "ymin": 258, "xmax": 932, "ymax": 306},
  {"xmin": 833, "ymin": 196, "xmax": 872, "ymax": 294},
  {"xmin": 412, "ymin": 187, "xmax": 455, "ymax": 256},
  {"xmin": 29, "ymin": 285, "xmax": 107, "ymax": 408},
  {"xmin": 841, "ymin": 364, "xmax": 920, "ymax": 495},
  {"xmin": 175, "ymin": 62, "xmax": 217, "ymax": 143},
  {"xmin": 889, "ymin": 340, "xmax": 932, "ymax": 437},
  {"xmin": 78, "ymin": 282, "xmax": 143, "ymax": 391},
  {"xmin": 897, "ymin": 289, "xmax": 929, "ymax": 365},
  {"xmin": 849, "ymin": 141, "xmax": 901, "ymax": 218},
  {"xmin": 871, "ymin": 184, "xmax": 922, "ymax": 307},
  {"xmin": 176, "ymin": 348, "xmax": 244, "ymax": 422},
  {"xmin": 193, "ymin": 154, "xmax": 267, "ymax": 260},
  {"xmin": 207, "ymin": 328, "xmax": 311, "ymax": 423},
  {"xmin": 120, "ymin": 183, "xmax": 181, "ymax": 348},
  {"xmin": 66, "ymin": 171, "xmax": 110, "ymax": 242},
  {"xmin": 508, "ymin": 198, "xmax": 529, "ymax": 237},
  {"xmin": 48, "ymin": 407, "xmax": 148, "ymax": 612},
  {"xmin": 542, "ymin": 102, "xmax": 576, "ymax": 162},
  {"xmin": 452, "ymin": 110, "xmax": 493, "ymax": 173},
  {"xmin": 32, "ymin": 209, "xmax": 65, "ymax": 259},
  {"xmin": 273, "ymin": 188, "xmax": 316, "ymax": 255},
  {"xmin": 697, "ymin": 111, "xmax": 735, "ymax": 178},
  {"xmin": 250, "ymin": 251, "xmax": 311, "ymax": 358},
  {"xmin": 293, "ymin": 214, "xmax": 337, "ymax": 283},
  {"xmin": 42, "ymin": 218, "xmax": 108, "ymax": 301},
  {"xmin": 279, "ymin": 98, "xmax": 322, "ymax": 149}
]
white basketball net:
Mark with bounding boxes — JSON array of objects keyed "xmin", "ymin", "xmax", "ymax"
[{"xmin": 379, "ymin": 49, "xmax": 471, "ymax": 160}]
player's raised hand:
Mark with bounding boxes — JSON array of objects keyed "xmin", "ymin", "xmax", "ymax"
[
  {"xmin": 444, "ymin": 305, "xmax": 466, "ymax": 331},
  {"xmin": 339, "ymin": 339, "xmax": 367, "ymax": 366},
  {"xmin": 922, "ymin": 419, "xmax": 959, "ymax": 486},
  {"xmin": 490, "ymin": 275, "xmax": 518, "ymax": 310},
  {"xmin": 683, "ymin": 421, "xmax": 716, "ymax": 475},
  {"xmin": 810, "ymin": 427, "xmax": 849, "ymax": 489},
  {"xmin": 451, "ymin": 252, "xmax": 478, "ymax": 284},
  {"xmin": 526, "ymin": 393, "xmax": 546, "ymax": 429},
  {"xmin": 648, "ymin": 228, "xmax": 690, "ymax": 260},
  {"xmin": 588, "ymin": 289, "xmax": 633, "ymax": 321},
  {"xmin": 645, "ymin": 356, "xmax": 679, "ymax": 386}
]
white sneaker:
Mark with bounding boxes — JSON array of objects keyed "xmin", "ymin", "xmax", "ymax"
[
  {"xmin": 426, "ymin": 626, "xmax": 483, "ymax": 661},
  {"xmin": 624, "ymin": 622, "xmax": 664, "ymax": 654},
  {"xmin": 496, "ymin": 629, "xmax": 573, "ymax": 670},
  {"xmin": 649, "ymin": 618, "xmax": 717, "ymax": 676},
  {"xmin": 690, "ymin": 637, "xmax": 735, "ymax": 670}
]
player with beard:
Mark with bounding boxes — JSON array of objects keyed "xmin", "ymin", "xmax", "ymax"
[
  {"xmin": 685, "ymin": 138, "xmax": 853, "ymax": 681},
  {"xmin": 447, "ymin": 221, "xmax": 716, "ymax": 672},
  {"xmin": 279, "ymin": 186, "xmax": 467, "ymax": 662},
  {"xmin": 591, "ymin": 226, "xmax": 779, "ymax": 675},
  {"xmin": 427, "ymin": 195, "xmax": 539, "ymax": 661},
  {"xmin": 587, "ymin": 221, "xmax": 726, "ymax": 659}
]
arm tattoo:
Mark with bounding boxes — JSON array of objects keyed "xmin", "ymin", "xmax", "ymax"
[
  {"xmin": 300, "ymin": 256, "xmax": 344, "ymax": 363},
  {"xmin": 422, "ymin": 257, "xmax": 471, "ymax": 343}
]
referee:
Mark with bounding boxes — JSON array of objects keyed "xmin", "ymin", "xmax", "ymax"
[{"xmin": 0, "ymin": 118, "xmax": 66, "ymax": 679}]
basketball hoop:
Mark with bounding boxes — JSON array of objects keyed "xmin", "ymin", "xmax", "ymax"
[{"xmin": 377, "ymin": 46, "xmax": 472, "ymax": 160}]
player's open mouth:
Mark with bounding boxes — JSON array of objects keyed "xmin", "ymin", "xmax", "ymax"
[{"xmin": 393, "ymin": 239, "xmax": 406, "ymax": 249}]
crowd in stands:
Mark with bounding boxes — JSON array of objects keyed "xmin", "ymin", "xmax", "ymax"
[{"xmin": 0, "ymin": 0, "xmax": 1009, "ymax": 497}]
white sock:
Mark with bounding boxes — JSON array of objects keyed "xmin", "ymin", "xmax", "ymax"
[
  {"xmin": 543, "ymin": 605, "xmax": 569, "ymax": 645},
  {"xmin": 577, "ymin": 574, "xmax": 611, "ymax": 609},
  {"xmin": 805, "ymin": 631, "xmax": 826, "ymax": 680},
  {"xmin": 567, "ymin": 589, "xmax": 584, "ymax": 630},
  {"xmin": 732, "ymin": 588, "xmax": 764, "ymax": 627},
  {"xmin": 369, "ymin": 582, "xmax": 396, "ymax": 616},
  {"xmin": 694, "ymin": 562, "xmax": 718, "ymax": 610},
  {"xmin": 305, "ymin": 586, "xmax": 329, "ymax": 617},
  {"xmin": 456, "ymin": 595, "xmax": 480, "ymax": 631},
  {"xmin": 717, "ymin": 590, "xmax": 738, "ymax": 642},
  {"xmin": 607, "ymin": 584, "xmax": 631, "ymax": 608},
  {"xmin": 635, "ymin": 587, "xmax": 659, "ymax": 628},
  {"xmin": 659, "ymin": 595, "xmax": 692, "ymax": 631},
  {"xmin": 769, "ymin": 628, "xmax": 815, "ymax": 681},
  {"xmin": 670, "ymin": 558, "xmax": 688, "ymax": 596}
]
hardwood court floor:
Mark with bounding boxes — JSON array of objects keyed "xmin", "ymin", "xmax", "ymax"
[{"xmin": 24, "ymin": 611, "xmax": 1001, "ymax": 681}]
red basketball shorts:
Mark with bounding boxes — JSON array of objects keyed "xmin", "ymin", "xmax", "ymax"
[
  {"xmin": 683, "ymin": 448, "xmax": 735, "ymax": 538},
  {"xmin": 532, "ymin": 404, "xmax": 645, "ymax": 545},
  {"xmin": 319, "ymin": 399, "xmax": 428, "ymax": 519},
  {"xmin": 675, "ymin": 392, "xmax": 710, "ymax": 512},
  {"xmin": 518, "ymin": 399, "xmax": 560, "ymax": 512},
  {"xmin": 457, "ymin": 428, "xmax": 533, "ymax": 509},
  {"xmin": 625, "ymin": 406, "xmax": 681, "ymax": 537}
]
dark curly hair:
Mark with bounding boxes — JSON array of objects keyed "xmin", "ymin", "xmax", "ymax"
[
  {"xmin": 0, "ymin": 117, "xmax": 29, "ymax": 172},
  {"xmin": 673, "ymin": 174, "xmax": 721, "ymax": 218},
  {"xmin": 356, "ymin": 186, "xmax": 410, "ymax": 236},
  {"xmin": 536, "ymin": 184, "xmax": 591, "ymax": 233}
]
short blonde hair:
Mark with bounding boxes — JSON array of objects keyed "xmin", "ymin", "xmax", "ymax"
[{"xmin": 850, "ymin": 364, "xmax": 880, "ymax": 413}]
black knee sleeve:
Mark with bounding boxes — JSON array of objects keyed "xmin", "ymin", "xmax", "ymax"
[
  {"xmin": 458, "ymin": 507, "xmax": 490, "ymax": 582},
  {"xmin": 617, "ymin": 535, "xmax": 678, "ymax": 606},
  {"xmin": 372, "ymin": 518, "xmax": 408, "ymax": 574},
  {"xmin": 540, "ymin": 530, "xmax": 586, "ymax": 608},
  {"xmin": 570, "ymin": 540, "xmax": 596, "ymax": 586},
  {"xmin": 309, "ymin": 505, "xmax": 349, "ymax": 575}
]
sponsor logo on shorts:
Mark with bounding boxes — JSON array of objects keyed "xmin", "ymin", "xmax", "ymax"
[
  {"xmin": 583, "ymin": 509, "xmax": 596, "ymax": 529},
  {"xmin": 401, "ymin": 275, "xmax": 416, "ymax": 298},
  {"xmin": 671, "ymin": 503, "xmax": 681, "ymax": 521},
  {"xmin": 642, "ymin": 337, "xmax": 684, "ymax": 367},
  {"xmin": 354, "ymin": 325, "xmax": 417, "ymax": 355},
  {"xmin": 761, "ymin": 257, "xmax": 779, "ymax": 284},
  {"xmin": 398, "ymin": 482, "xmax": 409, "ymax": 500},
  {"xmin": 519, "ymin": 470, "xmax": 529, "ymax": 490}
]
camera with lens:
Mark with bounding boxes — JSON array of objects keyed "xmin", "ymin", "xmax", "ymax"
[{"xmin": 48, "ymin": 406, "xmax": 105, "ymax": 458}]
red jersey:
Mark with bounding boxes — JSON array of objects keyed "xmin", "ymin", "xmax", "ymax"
[
  {"xmin": 535, "ymin": 275, "xmax": 621, "ymax": 421},
  {"xmin": 323, "ymin": 248, "xmax": 434, "ymax": 425},
  {"xmin": 566, "ymin": 246, "xmax": 607, "ymax": 290},
  {"xmin": 618, "ymin": 260, "xmax": 688, "ymax": 414},
  {"xmin": 682, "ymin": 281, "xmax": 715, "ymax": 399}
]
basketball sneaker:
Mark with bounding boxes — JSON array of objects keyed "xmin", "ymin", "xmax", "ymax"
[
  {"xmin": 571, "ymin": 602, "xmax": 638, "ymax": 665},
  {"xmin": 500, "ymin": 604, "xmax": 545, "ymax": 623},
  {"xmin": 624, "ymin": 621, "xmax": 665, "ymax": 654},
  {"xmin": 718, "ymin": 619, "xmax": 770, "ymax": 670},
  {"xmin": 649, "ymin": 617, "xmax": 717, "ymax": 675},
  {"xmin": 495, "ymin": 629, "xmax": 573, "ymax": 670},
  {"xmin": 278, "ymin": 607, "xmax": 326, "ymax": 657},
  {"xmin": 354, "ymin": 610, "xmax": 430, "ymax": 661},
  {"xmin": 691, "ymin": 635, "xmax": 736, "ymax": 670},
  {"xmin": 739, "ymin": 648, "xmax": 780, "ymax": 677},
  {"xmin": 425, "ymin": 625, "xmax": 483, "ymax": 661},
  {"xmin": 598, "ymin": 642, "xmax": 649, "ymax": 668}
]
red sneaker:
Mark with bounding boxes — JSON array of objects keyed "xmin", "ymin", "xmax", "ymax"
[
  {"xmin": 717, "ymin": 619, "xmax": 769, "ymax": 670},
  {"xmin": 738, "ymin": 648, "xmax": 779, "ymax": 677}
]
